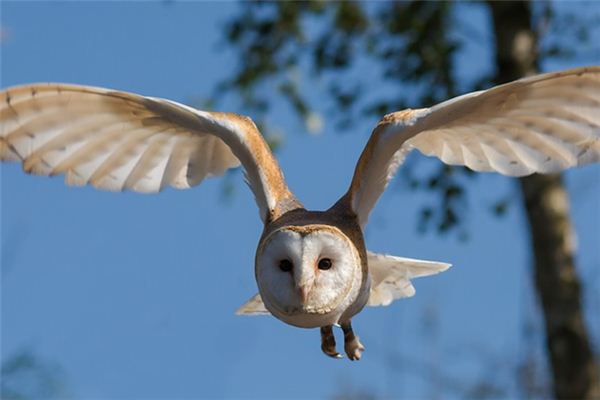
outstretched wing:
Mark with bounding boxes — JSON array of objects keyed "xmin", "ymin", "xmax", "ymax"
[
  {"xmin": 0, "ymin": 83, "xmax": 300, "ymax": 222},
  {"xmin": 344, "ymin": 66, "xmax": 600, "ymax": 227},
  {"xmin": 366, "ymin": 251, "xmax": 450, "ymax": 307}
]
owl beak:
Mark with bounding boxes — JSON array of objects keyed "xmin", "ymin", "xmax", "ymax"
[
  {"xmin": 297, "ymin": 284, "xmax": 311, "ymax": 304},
  {"xmin": 294, "ymin": 268, "xmax": 314, "ymax": 304}
]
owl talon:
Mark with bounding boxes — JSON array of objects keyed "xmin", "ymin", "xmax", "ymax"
[
  {"xmin": 320, "ymin": 325, "xmax": 342, "ymax": 359},
  {"xmin": 326, "ymin": 351, "xmax": 343, "ymax": 359},
  {"xmin": 344, "ymin": 337, "xmax": 365, "ymax": 361},
  {"xmin": 341, "ymin": 321, "xmax": 365, "ymax": 361}
]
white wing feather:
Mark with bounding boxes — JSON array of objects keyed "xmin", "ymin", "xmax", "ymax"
[
  {"xmin": 0, "ymin": 83, "xmax": 298, "ymax": 221},
  {"xmin": 346, "ymin": 67, "xmax": 600, "ymax": 227},
  {"xmin": 235, "ymin": 293, "xmax": 271, "ymax": 316},
  {"xmin": 367, "ymin": 251, "xmax": 450, "ymax": 307}
]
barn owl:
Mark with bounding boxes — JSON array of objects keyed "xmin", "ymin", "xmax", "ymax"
[{"xmin": 1, "ymin": 67, "xmax": 599, "ymax": 361}]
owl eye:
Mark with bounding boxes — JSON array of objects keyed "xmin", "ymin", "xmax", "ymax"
[
  {"xmin": 318, "ymin": 258, "xmax": 332, "ymax": 270},
  {"xmin": 279, "ymin": 259, "xmax": 293, "ymax": 272}
]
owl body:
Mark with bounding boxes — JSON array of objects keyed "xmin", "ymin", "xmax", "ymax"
[
  {"xmin": 2, "ymin": 67, "xmax": 599, "ymax": 360},
  {"xmin": 255, "ymin": 206, "xmax": 371, "ymax": 328}
]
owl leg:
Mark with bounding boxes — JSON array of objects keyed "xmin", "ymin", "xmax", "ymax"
[
  {"xmin": 341, "ymin": 321, "xmax": 365, "ymax": 361},
  {"xmin": 320, "ymin": 325, "xmax": 342, "ymax": 359}
]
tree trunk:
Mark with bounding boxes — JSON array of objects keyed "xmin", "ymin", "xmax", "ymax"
[{"xmin": 488, "ymin": 1, "xmax": 600, "ymax": 399}]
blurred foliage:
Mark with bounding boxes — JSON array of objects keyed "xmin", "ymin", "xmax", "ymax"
[
  {"xmin": 216, "ymin": 1, "xmax": 475, "ymax": 234},
  {"xmin": 1, "ymin": 350, "xmax": 69, "ymax": 399},
  {"xmin": 216, "ymin": 0, "xmax": 598, "ymax": 235}
]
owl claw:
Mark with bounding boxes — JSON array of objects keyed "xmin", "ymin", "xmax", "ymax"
[
  {"xmin": 341, "ymin": 320, "xmax": 365, "ymax": 361},
  {"xmin": 320, "ymin": 325, "xmax": 342, "ymax": 359},
  {"xmin": 325, "ymin": 350, "xmax": 343, "ymax": 359},
  {"xmin": 344, "ymin": 337, "xmax": 365, "ymax": 361},
  {"xmin": 321, "ymin": 323, "xmax": 365, "ymax": 360}
]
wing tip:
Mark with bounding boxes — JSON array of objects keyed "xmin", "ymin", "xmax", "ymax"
[
  {"xmin": 234, "ymin": 308, "xmax": 270, "ymax": 316},
  {"xmin": 438, "ymin": 262, "xmax": 452, "ymax": 271}
]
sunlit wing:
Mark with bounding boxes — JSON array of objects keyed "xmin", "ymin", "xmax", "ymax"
[
  {"xmin": 366, "ymin": 251, "xmax": 450, "ymax": 306},
  {"xmin": 344, "ymin": 66, "xmax": 600, "ymax": 227},
  {"xmin": 0, "ymin": 83, "xmax": 300, "ymax": 222}
]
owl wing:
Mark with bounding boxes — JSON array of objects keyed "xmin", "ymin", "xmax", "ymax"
[
  {"xmin": 343, "ymin": 66, "xmax": 600, "ymax": 227},
  {"xmin": 235, "ymin": 293, "xmax": 271, "ymax": 316},
  {"xmin": 366, "ymin": 251, "xmax": 450, "ymax": 307},
  {"xmin": 0, "ymin": 83, "xmax": 300, "ymax": 222}
]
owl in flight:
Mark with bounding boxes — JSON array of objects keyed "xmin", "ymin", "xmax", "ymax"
[{"xmin": 1, "ymin": 67, "xmax": 599, "ymax": 360}]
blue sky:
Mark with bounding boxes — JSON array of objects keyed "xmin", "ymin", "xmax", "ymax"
[{"xmin": 1, "ymin": 2, "xmax": 599, "ymax": 399}]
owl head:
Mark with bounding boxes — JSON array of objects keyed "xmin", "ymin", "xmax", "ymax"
[{"xmin": 255, "ymin": 224, "xmax": 366, "ymax": 328}]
